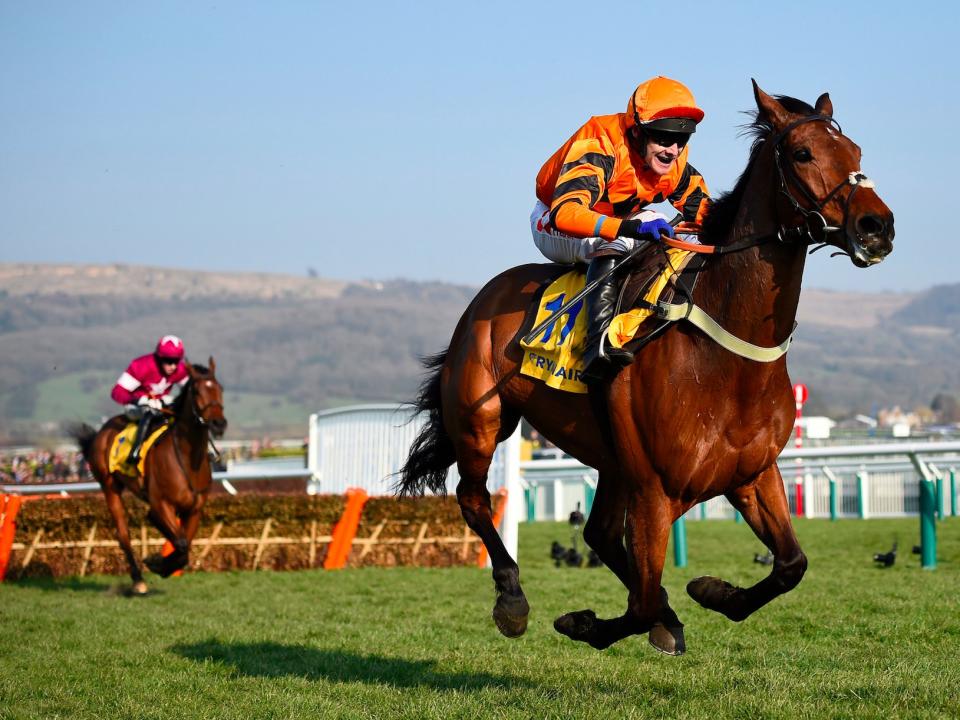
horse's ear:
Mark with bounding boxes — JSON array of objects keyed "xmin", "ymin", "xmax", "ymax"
[
  {"xmin": 184, "ymin": 360, "xmax": 196, "ymax": 378},
  {"xmin": 752, "ymin": 79, "xmax": 791, "ymax": 129},
  {"xmin": 209, "ymin": 356, "xmax": 216, "ymax": 374},
  {"xmin": 814, "ymin": 92, "xmax": 833, "ymax": 118}
]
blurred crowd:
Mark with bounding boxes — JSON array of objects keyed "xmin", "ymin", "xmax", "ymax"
[
  {"xmin": 1, "ymin": 438, "xmax": 308, "ymax": 485},
  {"xmin": 1, "ymin": 450, "xmax": 91, "ymax": 485}
]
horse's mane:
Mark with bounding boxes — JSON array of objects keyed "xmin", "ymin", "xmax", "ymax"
[
  {"xmin": 170, "ymin": 364, "xmax": 210, "ymax": 414},
  {"xmin": 699, "ymin": 95, "xmax": 816, "ymax": 243}
]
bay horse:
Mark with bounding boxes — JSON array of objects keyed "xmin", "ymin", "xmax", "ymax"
[
  {"xmin": 398, "ymin": 82, "xmax": 894, "ymax": 654},
  {"xmin": 73, "ymin": 359, "xmax": 226, "ymax": 594}
]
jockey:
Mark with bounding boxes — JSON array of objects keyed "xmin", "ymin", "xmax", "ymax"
[
  {"xmin": 532, "ymin": 76, "xmax": 711, "ymax": 383},
  {"xmin": 110, "ymin": 335, "xmax": 189, "ymax": 463}
]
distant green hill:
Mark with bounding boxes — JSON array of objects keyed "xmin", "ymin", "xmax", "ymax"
[{"xmin": 0, "ymin": 263, "xmax": 957, "ymax": 442}]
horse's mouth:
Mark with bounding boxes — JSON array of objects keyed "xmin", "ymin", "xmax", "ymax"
[
  {"xmin": 848, "ymin": 232, "xmax": 893, "ymax": 268},
  {"xmin": 210, "ymin": 418, "xmax": 228, "ymax": 438}
]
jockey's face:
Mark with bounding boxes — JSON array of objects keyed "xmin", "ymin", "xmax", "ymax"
[
  {"xmin": 158, "ymin": 357, "xmax": 179, "ymax": 376},
  {"xmin": 642, "ymin": 131, "xmax": 688, "ymax": 177}
]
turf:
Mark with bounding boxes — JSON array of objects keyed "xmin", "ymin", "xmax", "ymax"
[{"xmin": 1, "ymin": 518, "xmax": 958, "ymax": 719}]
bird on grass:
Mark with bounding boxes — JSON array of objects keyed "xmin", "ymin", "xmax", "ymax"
[
  {"xmin": 753, "ymin": 551, "xmax": 773, "ymax": 565},
  {"xmin": 873, "ymin": 539, "xmax": 897, "ymax": 567}
]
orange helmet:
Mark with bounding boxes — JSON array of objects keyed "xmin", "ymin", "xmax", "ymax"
[{"xmin": 625, "ymin": 76, "xmax": 704, "ymax": 134}]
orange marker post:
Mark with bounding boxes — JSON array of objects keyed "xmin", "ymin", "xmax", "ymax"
[
  {"xmin": 476, "ymin": 488, "xmax": 509, "ymax": 568},
  {"xmin": 323, "ymin": 488, "xmax": 369, "ymax": 569},
  {"xmin": 0, "ymin": 495, "xmax": 24, "ymax": 582}
]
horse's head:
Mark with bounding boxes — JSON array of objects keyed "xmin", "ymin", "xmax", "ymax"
[
  {"xmin": 753, "ymin": 81, "xmax": 894, "ymax": 267},
  {"xmin": 184, "ymin": 357, "xmax": 227, "ymax": 438}
]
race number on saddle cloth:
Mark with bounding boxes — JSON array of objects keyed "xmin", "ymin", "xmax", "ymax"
[
  {"xmin": 519, "ymin": 247, "xmax": 695, "ymax": 393},
  {"xmin": 108, "ymin": 421, "xmax": 171, "ymax": 477}
]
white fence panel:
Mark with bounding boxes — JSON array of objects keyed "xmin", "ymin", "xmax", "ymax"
[{"xmin": 308, "ymin": 404, "xmax": 517, "ymax": 496}]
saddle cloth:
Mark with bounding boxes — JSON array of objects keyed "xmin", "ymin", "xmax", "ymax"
[
  {"xmin": 108, "ymin": 422, "xmax": 171, "ymax": 477},
  {"xmin": 519, "ymin": 248, "xmax": 693, "ymax": 393}
]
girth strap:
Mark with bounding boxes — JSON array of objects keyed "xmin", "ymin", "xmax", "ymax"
[{"xmin": 654, "ymin": 300, "xmax": 795, "ymax": 362}]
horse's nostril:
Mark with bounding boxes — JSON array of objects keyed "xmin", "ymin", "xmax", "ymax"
[{"xmin": 856, "ymin": 214, "xmax": 885, "ymax": 236}]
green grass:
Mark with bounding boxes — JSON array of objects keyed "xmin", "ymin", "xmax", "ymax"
[
  {"xmin": 2, "ymin": 518, "xmax": 959, "ymax": 719},
  {"xmin": 32, "ymin": 370, "xmax": 116, "ymax": 422}
]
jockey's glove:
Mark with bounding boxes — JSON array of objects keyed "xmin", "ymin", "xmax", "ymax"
[
  {"xmin": 138, "ymin": 396, "xmax": 163, "ymax": 411},
  {"xmin": 617, "ymin": 217, "xmax": 675, "ymax": 241}
]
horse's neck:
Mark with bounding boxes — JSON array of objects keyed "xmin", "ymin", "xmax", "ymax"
[
  {"xmin": 695, "ymin": 151, "xmax": 806, "ymax": 352},
  {"xmin": 174, "ymin": 397, "xmax": 209, "ymax": 471}
]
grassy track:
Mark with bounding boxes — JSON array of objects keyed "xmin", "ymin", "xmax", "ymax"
[{"xmin": 2, "ymin": 518, "xmax": 959, "ymax": 719}]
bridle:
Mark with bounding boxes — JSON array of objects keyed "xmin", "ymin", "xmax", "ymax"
[
  {"xmin": 172, "ymin": 377, "xmax": 225, "ymax": 483},
  {"xmin": 658, "ymin": 113, "xmax": 876, "ymax": 258},
  {"xmin": 770, "ymin": 114, "xmax": 875, "ymax": 249}
]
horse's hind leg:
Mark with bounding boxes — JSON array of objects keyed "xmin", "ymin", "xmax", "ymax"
[
  {"xmin": 580, "ymin": 473, "xmax": 685, "ymax": 654},
  {"xmin": 452, "ymin": 393, "xmax": 528, "ymax": 638},
  {"xmin": 102, "ymin": 484, "xmax": 147, "ymax": 595},
  {"xmin": 687, "ymin": 465, "xmax": 807, "ymax": 621}
]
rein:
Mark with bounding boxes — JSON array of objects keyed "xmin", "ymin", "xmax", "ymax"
[
  {"xmin": 170, "ymin": 380, "xmax": 221, "ymax": 495},
  {"xmin": 527, "ymin": 112, "xmax": 876, "ymax": 362},
  {"xmin": 633, "ymin": 113, "xmax": 875, "ymax": 362}
]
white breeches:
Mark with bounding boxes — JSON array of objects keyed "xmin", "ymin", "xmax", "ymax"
[{"xmin": 530, "ymin": 200, "xmax": 668, "ymax": 265}]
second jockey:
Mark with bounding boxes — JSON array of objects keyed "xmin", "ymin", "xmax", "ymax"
[
  {"xmin": 532, "ymin": 76, "xmax": 712, "ymax": 383},
  {"xmin": 110, "ymin": 335, "xmax": 189, "ymax": 464}
]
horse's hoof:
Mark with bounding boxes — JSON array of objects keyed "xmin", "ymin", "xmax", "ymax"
[
  {"xmin": 144, "ymin": 553, "xmax": 184, "ymax": 578},
  {"xmin": 130, "ymin": 581, "xmax": 149, "ymax": 596},
  {"xmin": 649, "ymin": 622, "xmax": 686, "ymax": 656},
  {"xmin": 554, "ymin": 609, "xmax": 597, "ymax": 643},
  {"xmin": 686, "ymin": 576, "xmax": 748, "ymax": 621},
  {"xmin": 492, "ymin": 592, "xmax": 530, "ymax": 638}
]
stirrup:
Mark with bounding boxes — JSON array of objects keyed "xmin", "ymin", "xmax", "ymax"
[{"xmin": 581, "ymin": 337, "xmax": 633, "ymax": 384}]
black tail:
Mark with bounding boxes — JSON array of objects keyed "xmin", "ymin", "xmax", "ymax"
[
  {"xmin": 395, "ymin": 350, "xmax": 456, "ymax": 497},
  {"xmin": 66, "ymin": 422, "xmax": 98, "ymax": 461}
]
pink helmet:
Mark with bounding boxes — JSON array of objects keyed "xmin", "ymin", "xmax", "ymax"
[{"xmin": 155, "ymin": 335, "xmax": 185, "ymax": 360}]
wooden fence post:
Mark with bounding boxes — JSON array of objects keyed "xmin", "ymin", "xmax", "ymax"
[
  {"xmin": 251, "ymin": 518, "xmax": 273, "ymax": 570},
  {"xmin": 78, "ymin": 524, "xmax": 97, "ymax": 577}
]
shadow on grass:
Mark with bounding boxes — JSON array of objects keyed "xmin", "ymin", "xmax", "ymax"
[
  {"xmin": 171, "ymin": 640, "xmax": 532, "ymax": 690},
  {"xmin": 11, "ymin": 576, "xmax": 116, "ymax": 593},
  {"xmin": 11, "ymin": 576, "xmax": 167, "ymax": 597}
]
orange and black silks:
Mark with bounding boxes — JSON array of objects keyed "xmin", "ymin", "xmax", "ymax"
[{"xmin": 535, "ymin": 113, "xmax": 710, "ymax": 240}]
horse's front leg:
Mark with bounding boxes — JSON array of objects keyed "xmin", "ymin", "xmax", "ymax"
[
  {"xmin": 687, "ymin": 464, "xmax": 807, "ymax": 621},
  {"xmin": 181, "ymin": 491, "xmax": 208, "ymax": 566},
  {"xmin": 101, "ymin": 483, "xmax": 148, "ymax": 595},
  {"xmin": 556, "ymin": 487, "xmax": 678, "ymax": 652},
  {"xmin": 578, "ymin": 473, "xmax": 686, "ymax": 654},
  {"xmin": 144, "ymin": 499, "xmax": 190, "ymax": 577}
]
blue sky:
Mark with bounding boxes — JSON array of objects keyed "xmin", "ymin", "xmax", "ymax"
[{"xmin": 1, "ymin": 1, "xmax": 956, "ymax": 292}]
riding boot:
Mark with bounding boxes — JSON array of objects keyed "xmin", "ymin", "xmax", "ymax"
[
  {"xmin": 128, "ymin": 411, "xmax": 153, "ymax": 465},
  {"xmin": 580, "ymin": 255, "xmax": 634, "ymax": 384}
]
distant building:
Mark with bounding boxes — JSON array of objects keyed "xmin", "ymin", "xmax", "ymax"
[{"xmin": 797, "ymin": 416, "xmax": 836, "ymax": 439}]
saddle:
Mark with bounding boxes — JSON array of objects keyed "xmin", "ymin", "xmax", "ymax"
[
  {"xmin": 108, "ymin": 420, "xmax": 171, "ymax": 477},
  {"xmin": 518, "ymin": 244, "xmax": 707, "ymax": 393}
]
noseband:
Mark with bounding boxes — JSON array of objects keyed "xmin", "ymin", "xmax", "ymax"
[{"xmin": 771, "ymin": 114, "xmax": 875, "ymax": 246}]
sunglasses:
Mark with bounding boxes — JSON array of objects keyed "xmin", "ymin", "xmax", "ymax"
[
  {"xmin": 647, "ymin": 131, "xmax": 690, "ymax": 149},
  {"xmin": 158, "ymin": 357, "xmax": 180, "ymax": 366}
]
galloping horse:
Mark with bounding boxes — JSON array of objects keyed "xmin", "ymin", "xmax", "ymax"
[
  {"xmin": 399, "ymin": 82, "xmax": 894, "ymax": 654},
  {"xmin": 73, "ymin": 359, "xmax": 226, "ymax": 594}
]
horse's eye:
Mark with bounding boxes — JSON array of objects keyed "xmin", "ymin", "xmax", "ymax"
[{"xmin": 793, "ymin": 148, "xmax": 812, "ymax": 163}]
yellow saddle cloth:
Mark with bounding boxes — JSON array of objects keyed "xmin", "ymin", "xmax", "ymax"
[
  {"xmin": 109, "ymin": 422, "xmax": 171, "ymax": 477},
  {"xmin": 519, "ymin": 248, "xmax": 691, "ymax": 393}
]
